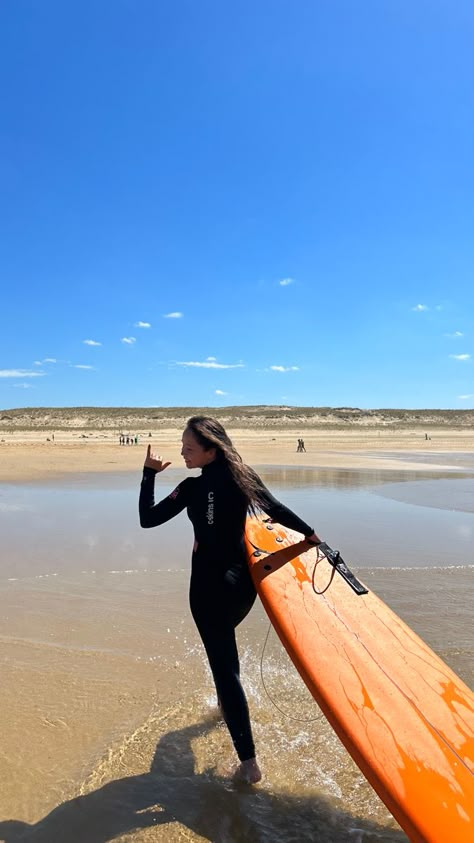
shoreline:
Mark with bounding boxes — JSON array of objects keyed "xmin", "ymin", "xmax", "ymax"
[
  {"xmin": 1, "ymin": 427, "xmax": 474, "ymax": 482},
  {"xmin": 1, "ymin": 427, "xmax": 473, "ymax": 833}
]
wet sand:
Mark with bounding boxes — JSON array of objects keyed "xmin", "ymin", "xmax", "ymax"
[{"xmin": 0, "ymin": 432, "xmax": 473, "ymax": 842}]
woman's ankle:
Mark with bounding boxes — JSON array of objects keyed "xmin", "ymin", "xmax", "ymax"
[{"xmin": 236, "ymin": 757, "xmax": 262, "ymax": 784}]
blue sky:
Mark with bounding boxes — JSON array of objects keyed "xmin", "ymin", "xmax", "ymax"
[{"xmin": 1, "ymin": 0, "xmax": 473, "ymax": 410}]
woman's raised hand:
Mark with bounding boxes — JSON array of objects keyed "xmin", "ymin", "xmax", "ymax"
[{"xmin": 144, "ymin": 444, "xmax": 171, "ymax": 473}]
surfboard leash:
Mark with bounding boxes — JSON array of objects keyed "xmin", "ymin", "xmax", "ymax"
[
  {"xmin": 259, "ymin": 620, "xmax": 323, "ymax": 723},
  {"xmin": 316, "ymin": 542, "xmax": 369, "ymax": 596},
  {"xmin": 251, "ymin": 531, "xmax": 367, "ymax": 720},
  {"xmin": 248, "ymin": 536, "xmax": 369, "ymax": 597},
  {"xmin": 310, "ymin": 548, "xmax": 337, "ymax": 595}
]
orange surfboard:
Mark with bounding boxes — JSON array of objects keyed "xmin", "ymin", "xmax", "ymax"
[{"xmin": 245, "ymin": 516, "xmax": 474, "ymax": 843}]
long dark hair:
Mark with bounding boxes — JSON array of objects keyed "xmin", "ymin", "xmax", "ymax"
[{"xmin": 186, "ymin": 416, "xmax": 266, "ymax": 512}]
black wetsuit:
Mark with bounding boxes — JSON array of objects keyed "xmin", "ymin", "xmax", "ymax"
[{"xmin": 139, "ymin": 459, "xmax": 314, "ymax": 762}]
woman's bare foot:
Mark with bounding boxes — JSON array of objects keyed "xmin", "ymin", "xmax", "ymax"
[{"xmin": 234, "ymin": 757, "xmax": 262, "ymax": 784}]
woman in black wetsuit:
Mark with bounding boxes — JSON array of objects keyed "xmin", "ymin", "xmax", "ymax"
[{"xmin": 139, "ymin": 416, "xmax": 321, "ymax": 784}]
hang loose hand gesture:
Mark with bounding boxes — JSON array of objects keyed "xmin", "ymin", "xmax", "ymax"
[{"xmin": 144, "ymin": 444, "xmax": 172, "ymax": 473}]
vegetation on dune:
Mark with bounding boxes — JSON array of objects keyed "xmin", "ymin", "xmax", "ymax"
[{"xmin": 0, "ymin": 405, "xmax": 473, "ymax": 432}]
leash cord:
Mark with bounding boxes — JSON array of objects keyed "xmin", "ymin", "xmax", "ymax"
[
  {"xmin": 253, "ymin": 534, "xmax": 331, "ymax": 722},
  {"xmin": 259, "ymin": 619, "xmax": 322, "ymax": 724},
  {"xmin": 311, "ymin": 546, "xmax": 337, "ymax": 595}
]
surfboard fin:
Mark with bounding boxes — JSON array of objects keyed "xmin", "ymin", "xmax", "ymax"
[{"xmin": 317, "ymin": 543, "xmax": 369, "ymax": 596}]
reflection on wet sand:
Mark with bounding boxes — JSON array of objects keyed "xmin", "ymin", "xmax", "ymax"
[
  {"xmin": 374, "ymin": 476, "xmax": 474, "ymax": 514},
  {"xmin": 257, "ymin": 464, "xmax": 474, "ymax": 490},
  {"xmin": 364, "ymin": 450, "xmax": 474, "ymax": 470}
]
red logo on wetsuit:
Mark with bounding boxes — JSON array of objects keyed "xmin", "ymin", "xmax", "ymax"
[{"xmin": 168, "ymin": 487, "xmax": 180, "ymax": 500}]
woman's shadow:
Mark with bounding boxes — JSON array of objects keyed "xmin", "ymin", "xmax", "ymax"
[{"xmin": 0, "ymin": 713, "xmax": 408, "ymax": 843}]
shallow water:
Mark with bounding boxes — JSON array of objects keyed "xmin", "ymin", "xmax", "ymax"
[
  {"xmin": 0, "ymin": 463, "xmax": 473, "ymax": 842},
  {"xmin": 2, "ymin": 463, "xmax": 474, "ymax": 581}
]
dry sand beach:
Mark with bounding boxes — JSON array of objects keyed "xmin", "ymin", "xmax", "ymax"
[
  {"xmin": 1, "ymin": 428, "xmax": 474, "ymax": 483},
  {"xmin": 1, "ymin": 405, "xmax": 474, "ymax": 481},
  {"xmin": 0, "ymin": 407, "xmax": 473, "ymax": 842}
]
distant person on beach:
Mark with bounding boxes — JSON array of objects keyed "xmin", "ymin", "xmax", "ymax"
[{"xmin": 139, "ymin": 416, "xmax": 321, "ymax": 784}]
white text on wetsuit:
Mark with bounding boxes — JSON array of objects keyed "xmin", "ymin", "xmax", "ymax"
[{"xmin": 207, "ymin": 491, "xmax": 214, "ymax": 525}]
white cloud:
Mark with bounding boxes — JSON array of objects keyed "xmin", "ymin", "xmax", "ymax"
[
  {"xmin": 13, "ymin": 383, "xmax": 34, "ymax": 389},
  {"xmin": 215, "ymin": 389, "xmax": 227, "ymax": 395},
  {"xmin": 458, "ymin": 394, "xmax": 474, "ymax": 400},
  {"xmin": 450, "ymin": 354, "xmax": 471, "ymax": 361},
  {"xmin": 270, "ymin": 365, "xmax": 300, "ymax": 372},
  {"xmin": 73, "ymin": 364, "xmax": 95, "ymax": 370},
  {"xmin": 134, "ymin": 321, "xmax": 151, "ymax": 328},
  {"xmin": 34, "ymin": 358, "xmax": 56, "ymax": 365},
  {"xmin": 207, "ymin": 356, "xmax": 217, "ymax": 362},
  {"xmin": 176, "ymin": 360, "xmax": 244, "ymax": 369},
  {"xmin": 121, "ymin": 337, "xmax": 136, "ymax": 345},
  {"xmin": 279, "ymin": 277, "xmax": 294, "ymax": 287},
  {"xmin": 83, "ymin": 339, "xmax": 102, "ymax": 346},
  {"xmin": 445, "ymin": 331, "xmax": 464, "ymax": 338},
  {"xmin": 164, "ymin": 312, "xmax": 183, "ymax": 319},
  {"xmin": 412, "ymin": 304, "xmax": 428, "ymax": 311},
  {"xmin": 0, "ymin": 369, "xmax": 45, "ymax": 378}
]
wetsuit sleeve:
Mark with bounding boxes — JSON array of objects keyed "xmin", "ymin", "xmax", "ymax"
[
  {"xmin": 139, "ymin": 467, "xmax": 190, "ymax": 528},
  {"xmin": 253, "ymin": 472, "xmax": 314, "ymax": 537}
]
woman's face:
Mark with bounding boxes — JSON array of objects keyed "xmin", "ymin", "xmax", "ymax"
[{"xmin": 181, "ymin": 428, "xmax": 216, "ymax": 469}]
